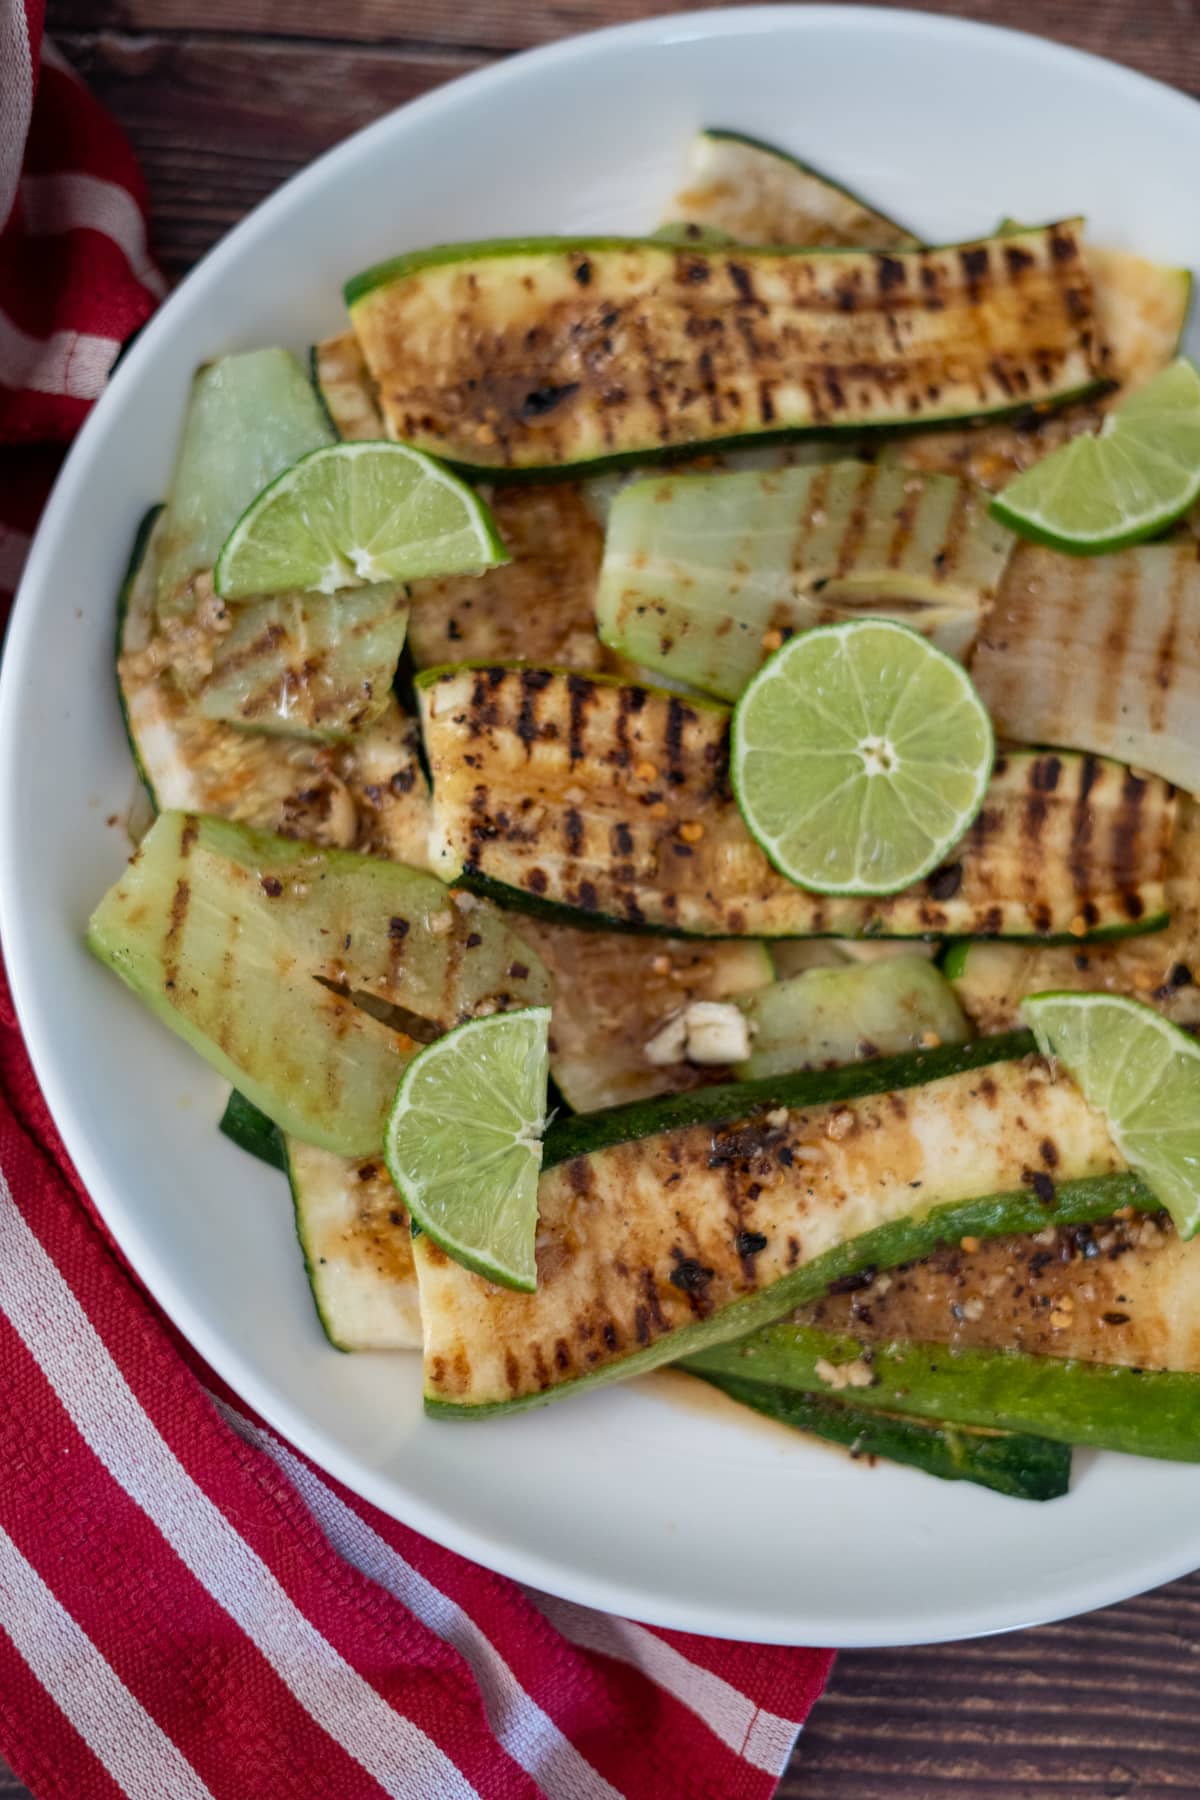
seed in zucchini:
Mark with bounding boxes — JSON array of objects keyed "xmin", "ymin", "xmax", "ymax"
[
  {"xmin": 413, "ymin": 1044, "xmax": 1141, "ymax": 1415},
  {"xmin": 417, "ymin": 666, "xmax": 1174, "ymax": 941},
  {"xmin": 86, "ymin": 811, "xmax": 551, "ymax": 1156},
  {"xmin": 345, "ymin": 224, "xmax": 1103, "ymax": 474},
  {"xmin": 735, "ymin": 956, "xmax": 968, "ymax": 1081},
  {"xmin": 311, "ymin": 333, "xmax": 384, "ymax": 440},
  {"xmin": 515, "ymin": 918, "xmax": 772, "ymax": 1112},
  {"xmin": 157, "ymin": 349, "xmax": 333, "ymax": 615},
  {"xmin": 665, "ymin": 126, "xmax": 919, "ymax": 251},
  {"xmin": 286, "ymin": 1138, "xmax": 421, "ymax": 1351},
  {"xmin": 691, "ymin": 1372, "xmax": 1071, "ymax": 1499},
  {"xmin": 687, "ymin": 1208, "xmax": 1200, "ymax": 1460},
  {"xmin": 971, "ymin": 542, "xmax": 1200, "ymax": 795},
  {"xmin": 407, "ymin": 484, "xmax": 611, "ymax": 673},
  {"xmin": 596, "ymin": 462, "xmax": 1014, "ymax": 699},
  {"xmin": 948, "ymin": 797, "xmax": 1200, "ymax": 1035}
]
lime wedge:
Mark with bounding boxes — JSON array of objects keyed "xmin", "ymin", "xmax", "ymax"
[
  {"xmin": 215, "ymin": 441, "xmax": 508, "ymax": 599},
  {"xmin": 991, "ymin": 358, "xmax": 1200, "ymax": 554},
  {"xmin": 731, "ymin": 619, "xmax": 993, "ymax": 897},
  {"xmin": 383, "ymin": 1007, "xmax": 550, "ymax": 1291},
  {"xmin": 1021, "ymin": 991, "xmax": 1200, "ymax": 1239}
]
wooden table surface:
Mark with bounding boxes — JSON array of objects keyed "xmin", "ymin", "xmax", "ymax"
[{"xmin": 12, "ymin": 1, "xmax": 1200, "ymax": 1794}]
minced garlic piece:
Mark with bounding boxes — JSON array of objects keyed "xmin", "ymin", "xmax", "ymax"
[{"xmin": 814, "ymin": 1356, "xmax": 875, "ymax": 1392}]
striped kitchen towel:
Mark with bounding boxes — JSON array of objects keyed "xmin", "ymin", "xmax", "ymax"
[{"xmin": 0, "ymin": 5, "xmax": 833, "ymax": 1796}]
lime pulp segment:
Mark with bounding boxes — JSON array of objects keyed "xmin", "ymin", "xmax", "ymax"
[
  {"xmin": 731, "ymin": 619, "xmax": 994, "ymax": 897},
  {"xmin": 214, "ymin": 440, "xmax": 509, "ymax": 599},
  {"xmin": 991, "ymin": 358, "xmax": 1200, "ymax": 554},
  {"xmin": 1021, "ymin": 991, "xmax": 1200, "ymax": 1239},
  {"xmin": 383, "ymin": 1007, "xmax": 551, "ymax": 1292}
]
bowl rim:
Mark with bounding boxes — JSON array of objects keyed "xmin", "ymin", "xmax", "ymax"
[{"xmin": 5, "ymin": 5, "xmax": 1200, "ymax": 1645}]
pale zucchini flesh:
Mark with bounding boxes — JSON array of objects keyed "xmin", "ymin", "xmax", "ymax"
[
  {"xmin": 417, "ymin": 666, "xmax": 1174, "ymax": 940},
  {"xmin": 516, "ymin": 918, "xmax": 772, "ymax": 1111},
  {"xmin": 119, "ymin": 510, "xmax": 432, "ymax": 858},
  {"xmin": 794, "ymin": 1209, "xmax": 1200, "ymax": 1373},
  {"xmin": 971, "ymin": 542, "xmax": 1200, "ymax": 795},
  {"xmin": 157, "ymin": 349, "xmax": 333, "ymax": 614},
  {"xmin": 596, "ymin": 462, "xmax": 1014, "ymax": 699},
  {"xmin": 311, "ymin": 333, "xmax": 385, "ymax": 440},
  {"xmin": 948, "ymin": 799, "xmax": 1200, "ymax": 1035},
  {"xmin": 666, "ymin": 127, "xmax": 918, "ymax": 251},
  {"xmin": 415, "ymin": 1052, "xmax": 1129, "ymax": 1414},
  {"xmin": 286, "ymin": 1139, "xmax": 421, "ymax": 1351},
  {"xmin": 735, "ymin": 956, "xmax": 969, "ymax": 1081},
  {"xmin": 87, "ymin": 811, "xmax": 551, "ymax": 1156},
  {"xmin": 346, "ymin": 225, "xmax": 1103, "ymax": 473}
]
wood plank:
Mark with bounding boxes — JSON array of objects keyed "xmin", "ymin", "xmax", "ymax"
[
  {"xmin": 43, "ymin": 0, "xmax": 1200, "ymax": 92},
  {"xmin": 781, "ymin": 1569, "xmax": 1200, "ymax": 1798},
  {"xmin": 52, "ymin": 31, "xmax": 486, "ymax": 275}
]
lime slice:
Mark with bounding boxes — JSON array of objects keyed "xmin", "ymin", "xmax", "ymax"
[
  {"xmin": 731, "ymin": 619, "xmax": 993, "ymax": 897},
  {"xmin": 383, "ymin": 1007, "xmax": 550, "ymax": 1291},
  {"xmin": 1021, "ymin": 991, "xmax": 1200, "ymax": 1239},
  {"xmin": 214, "ymin": 441, "xmax": 508, "ymax": 599},
  {"xmin": 991, "ymin": 358, "xmax": 1200, "ymax": 554}
]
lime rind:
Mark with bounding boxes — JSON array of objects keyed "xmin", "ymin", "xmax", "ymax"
[
  {"xmin": 991, "ymin": 358, "xmax": 1200, "ymax": 554},
  {"xmin": 731, "ymin": 619, "xmax": 994, "ymax": 898},
  {"xmin": 1021, "ymin": 990, "xmax": 1200, "ymax": 1239},
  {"xmin": 214, "ymin": 440, "xmax": 509, "ymax": 600},
  {"xmin": 383, "ymin": 1006, "xmax": 550, "ymax": 1292}
]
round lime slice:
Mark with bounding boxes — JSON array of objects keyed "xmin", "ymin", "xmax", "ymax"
[
  {"xmin": 731, "ymin": 619, "xmax": 993, "ymax": 897},
  {"xmin": 1021, "ymin": 991, "xmax": 1200, "ymax": 1239},
  {"xmin": 991, "ymin": 358, "xmax": 1200, "ymax": 554},
  {"xmin": 214, "ymin": 440, "xmax": 508, "ymax": 599},
  {"xmin": 383, "ymin": 1007, "xmax": 550, "ymax": 1292}
]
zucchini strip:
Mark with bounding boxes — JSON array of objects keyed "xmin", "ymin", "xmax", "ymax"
[
  {"xmin": 286, "ymin": 1139, "xmax": 421, "ymax": 1351},
  {"xmin": 665, "ymin": 127, "xmax": 918, "ymax": 251},
  {"xmin": 417, "ymin": 665, "xmax": 1175, "ymax": 941},
  {"xmin": 219, "ymin": 1088, "xmax": 286, "ymax": 1171},
  {"xmin": 345, "ymin": 224, "xmax": 1103, "ymax": 473},
  {"xmin": 971, "ymin": 542, "xmax": 1200, "ymax": 795},
  {"xmin": 596, "ymin": 462, "xmax": 1014, "ymax": 698},
  {"xmin": 87, "ymin": 811, "xmax": 551, "ymax": 1156},
  {"xmin": 948, "ymin": 799, "xmax": 1200, "ymax": 1035},
  {"xmin": 415, "ymin": 1046, "xmax": 1148, "ymax": 1416},
  {"xmin": 311, "ymin": 333, "xmax": 385, "ymax": 440},
  {"xmin": 734, "ymin": 955, "xmax": 969, "ymax": 1081},
  {"xmin": 692, "ymin": 1373, "xmax": 1071, "ymax": 1499}
]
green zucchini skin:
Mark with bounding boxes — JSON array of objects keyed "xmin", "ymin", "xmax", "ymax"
[
  {"xmin": 690, "ymin": 1371, "xmax": 1072, "ymax": 1499},
  {"xmin": 685, "ymin": 1327, "xmax": 1200, "ymax": 1463},
  {"xmin": 115, "ymin": 505, "xmax": 167, "ymax": 806},
  {"xmin": 418, "ymin": 665, "xmax": 1176, "ymax": 943},
  {"xmin": 219, "ymin": 1089, "xmax": 286, "ymax": 1171},
  {"xmin": 543, "ymin": 1029, "xmax": 1035, "ymax": 1165},
  {"xmin": 346, "ymin": 226, "xmax": 1104, "ymax": 474}
]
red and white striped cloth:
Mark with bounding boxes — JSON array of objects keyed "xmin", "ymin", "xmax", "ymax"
[{"xmin": 0, "ymin": 5, "xmax": 833, "ymax": 1794}]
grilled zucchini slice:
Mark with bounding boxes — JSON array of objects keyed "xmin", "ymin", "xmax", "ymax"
[
  {"xmin": 597, "ymin": 462, "xmax": 1014, "ymax": 698},
  {"xmin": 286, "ymin": 1140, "xmax": 421, "ymax": 1351},
  {"xmin": 688, "ymin": 1212, "xmax": 1200, "ymax": 1460},
  {"xmin": 311, "ymin": 333, "xmax": 385, "ymax": 440},
  {"xmin": 735, "ymin": 955, "xmax": 968, "ymax": 1080},
  {"xmin": 664, "ymin": 127, "xmax": 918, "ymax": 250},
  {"xmin": 417, "ymin": 666, "xmax": 1174, "ymax": 941},
  {"xmin": 694, "ymin": 1374, "xmax": 1070, "ymax": 1498},
  {"xmin": 345, "ymin": 224, "xmax": 1103, "ymax": 474},
  {"xmin": 414, "ymin": 1041, "xmax": 1144, "ymax": 1416},
  {"xmin": 971, "ymin": 542, "xmax": 1200, "ymax": 795},
  {"xmin": 87, "ymin": 811, "xmax": 551, "ymax": 1156}
]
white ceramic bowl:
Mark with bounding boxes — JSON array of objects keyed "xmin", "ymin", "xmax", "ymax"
[{"xmin": 4, "ymin": 6, "xmax": 1199, "ymax": 1647}]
